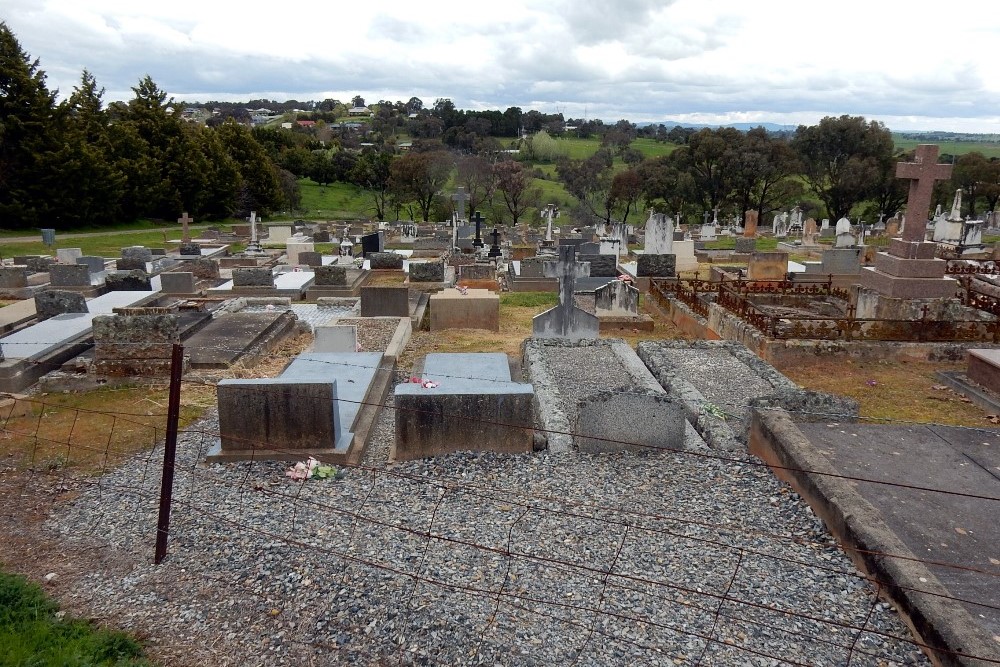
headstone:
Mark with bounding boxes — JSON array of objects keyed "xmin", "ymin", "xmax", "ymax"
[
  {"xmin": 802, "ymin": 218, "xmax": 819, "ymax": 246},
  {"xmin": 747, "ymin": 252, "xmax": 789, "ymax": 281},
  {"xmin": 574, "ymin": 391, "xmax": 686, "ymax": 454},
  {"xmin": 359, "ymin": 232, "xmax": 383, "ymax": 257},
  {"xmin": 644, "ymin": 211, "xmax": 674, "ymax": 254},
  {"xmin": 488, "ymin": 227, "xmax": 502, "ymax": 258},
  {"xmin": 458, "ymin": 264, "xmax": 495, "ymax": 281},
  {"xmin": 189, "ymin": 258, "xmax": 221, "ymax": 280},
  {"xmin": 594, "ymin": 280, "xmax": 639, "ymax": 316},
  {"xmin": 518, "ymin": 257, "xmax": 546, "ymax": 278},
  {"xmin": 232, "ymin": 267, "xmax": 275, "ymax": 287},
  {"xmin": 313, "ymin": 325, "xmax": 358, "ymax": 353},
  {"xmin": 116, "ymin": 257, "xmax": 146, "ymax": 271},
  {"xmin": 265, "ymin": 224, "xmax": 293, "ymax": 244},
  {"xmin": 0, "ymin": 267, "xmax": 28, "ymax": 289},
  {"xmin": 636, "ymin": 254, "xmax": 676, "ymax": 277},
  {"xmin": 531, "ymin": 245, "xmax": 600, "ymax": 340},
  {"xmin": 179, "ymin": 242, "xmax": 202, "ymax": 257},
  {"xmin": 835, "ymin": 217, "xmax": 856, "ymax": 247},
  {"xmin": 734, "ymin": 237, "xmax": 757, "ymax": 254},
  {"xmin": 451, "ymin": 187, "xmax": 470, "ymax": 221},
  {"xmin": 312, "ymin": 230, "xmax": 331, "ymax": 243},
  {"xmin": 700, "ymin": 223, "xmax": 717, "ymax": 241},
  {"xmin": 409, "ymin": 261, "xmax": 445, "ymax": 283},
  {"xmin": 743, "ymin": 210, "xmax": 758, "ymax": 237},
  {"xmin": 177, "ymin": 212, "xmax": 193, "ymax": 243},
  {"xmin": 599, "ymin": 238, "xmax": 622, "ymax": 256},
  {"xmin": 217, "ymin": 381, "xmax": 338, "ymax": 452},
  {"xmin": 121, "ymin": 246, "xmax": 153, "ymax": 263},
  {"xmin": 579, "ymin": 242, "xmax": 600, "ymax": 255},
  {"xmin": 56, "ymin": 248, "xmax": 83, "ymax": 264},
  {"xmin": 76, "ymin": 256, "xmax": 106, "ymax": 274},
  {"xmin": 471, "ymin": 211, "xmax": 485, "ymax": 248},
  {"xmin": 106, "ymin": 270, "xmax": 152, "ymax": 291},
  {"xmin": 360, "ymin": 286, "xmax": 410, "ymax": 317},
  {"xmin": 25, "ymin": 256, "xmax": 54, "ymax": 273},
  {"xmin": 34, "ymin": 290, "xmax": 88, "ymax": 320},
  {"xmin": 368, "ymin": 252, "xmax": 404, "ymax": 270},
  {"xmin": 160, "ymin": 272, "xmax": 197, "ymax": 294},
  {"xmin": 297, "ymin": 251, "xmax": 323, "ymax": 267},
  {"xmin": 92, "ymin": 313, "xmax": 179, "ymax": 376},
  {"xmin": 315, "ymin": 265, "xmax": 348, "ymax": 286},
  {"xmin": 429, "ymin": 289, "xmax": 500, "ymax": 331},
  {"xmin": 897, "ymin": 144, "xmax": 954, "ymax": 242},
  {"xmin": 48, "ymin": 264, "xmax": 91, "ymax": 287},
  {"xmin": 578, "ymin": 254, "xmax": 616, "ymax": 278},
  {"xmin": 885, "ymin": 216, "xmax": 901, "ymax": 238},
  {"xmin": 286, "ymin": 240, "xmax": 315, "ymax": 265}
]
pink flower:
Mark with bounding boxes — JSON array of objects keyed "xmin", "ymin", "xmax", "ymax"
[{"xmin": 866, "ymin": 379, "xmax": 877, "ymax": 387}]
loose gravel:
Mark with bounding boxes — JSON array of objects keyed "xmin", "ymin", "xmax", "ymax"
[{"xmin": 45, "ymin": 407, "xmax": 931, "ymax": 665}]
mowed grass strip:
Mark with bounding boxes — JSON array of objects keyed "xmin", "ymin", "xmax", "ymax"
[{"xmin": 0, "ymin": 570, "xmax": 150, "ymax": 666}]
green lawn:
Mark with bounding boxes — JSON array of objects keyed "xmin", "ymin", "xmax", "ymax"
[
  {"xmin": 0, "ymin": 570, "xmax": 150, "ymax": 666},
  {"xmin": 704, "ymin": 236, "xmax": 781, "ymax": 251},
  {"xmin": 298, "ymin": 179, "xmax": 372, "ymax": 220},
  {"xmin": 1, "ymin": 231, "xmax": 188, "ymax": 258}
]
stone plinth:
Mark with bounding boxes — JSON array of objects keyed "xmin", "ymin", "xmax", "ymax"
[
  {"xmin": 860, "ymin": 239, "xmax": 958, "ymax": 299},
  {"xmin": 313, "ymin": 325, "xmax": 358, "ymax": 353},
  {"xmin": 361, "ymin": 286, "xmax": 410, "ymax": 317},
  {"xmin": 286, "ymin": 241, "xmax": 314, "ymax": 265},
  {"xmin": 56, "ymin": 248, "xmax": 83, "ymax": 264},
  {"xmin": 179, "ymin": 242, "xmax": 202, "ymax": 257},
  {"xmin": 429, "ymin": 288, "xmax": 500, "ymax": 332},
  {"xmin": 189, "ymin": 258, "xmax": 221, "ymax": 279},
  {"xmin": 233, "ymin": 267, "xmax": 275, "ymax": 287},
  {"xmin": 116, "ymin": 257, "xmax": 146, "ymax": 271},
  {"xmin": 369, "ymin": 252, "xmax": 404, "ymax": 270},
  {"xmin": 636, "ymin": 254, "xmax": 675, "ymax": 277},
  {"xmin": 49, "ymin": 264, "xmax": 91, "ymax": 287},
  {"xmin": 0, "ymin": 267, "xmax": 28, "ymax": 289},
  {"xmin": 121, "ymin": 246, "xmax": 153, "ymax": 262},
  {"xmin": 76, "ymin": 256, "xmax": 106, "ymax": 274},
  {"xmin": 34, "ymin": 290, "xmax": 88, "ymax": 320},
  {"xmin": 160, "ymin": 272, "xmax": 198, "ymax": 294},
  {"xmin": 106, "ymin": 270, "xmax": 152, "ymax": 291},
  {"xmin": 92, "ymin": 313, "xmax": 179, "ymax": 376},
  {"xmin": 217, "ymin": 380, "xmax": 337, "ymax": 451},
  {"xmin": 967, "ymin": 349, "xmax": 1000, "ymax": 394},
  {"xmin": 394, "ymin": 353, "xmax": 534, "ymax": 460},
  {"xmin": 458, "ymin": 264, "xmax": 494, "ymax": 281},
  {"xmin": 297, "ymin": 251, "xmax": 323, "ymax": 267},
  {"xmin": 734, "ymin": 238, "xmax": 756, "ymax": 254},
  {"xmin": 409, "ymin": 261, "xmax": 445, "ymax": 283},
  {"xmin": 315, "ymin": 265, "xmax": 347, "ymax": 286}
]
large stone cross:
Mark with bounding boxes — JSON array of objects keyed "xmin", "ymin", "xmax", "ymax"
[
  {"xmin": 451, "ymin": 187, "xmax": 470, "ymax": 222},
  {"xmin": 555, "ymin": 244, "xmax": 579, "ymax": 309},
  {"xmin": 472, "ymin": 210, "xmax": 485, "ymax": 248},
  {"xmin": 178, "ymin": 211, "xmax": 193, "ymax": 243},
  {"xmin": 897, "ymin": 145, "xmax": 953, "ymax": 242}
]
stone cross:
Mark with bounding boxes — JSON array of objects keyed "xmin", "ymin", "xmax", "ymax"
[
  {"xmin": 542, "ymin": 204, "xmax": 558, "ymax": 241},
  {"xmin": 451, "ymin": 187, "xmax": 470, "ymax": 222},
  {"xmin": 178, "ymin": 211, "xmax": 193, "ymax": 243},
  {"xmin": 712, "ymin": 207, "xmax": 719, "ymax": 224},
  {"xmin": 556, "ymin": 245, "xmax": 580, "ymax": 309},
  {"xmin": 896, "ymin": 144, "xmax": 954, "ymax": 242},
  {"xmin": 472, "ymin": 210, "xmax": 484, "ymax": 248},
  {"xmin": 248, "ymin": 211, "xmax": 258, "ymax": 243}
]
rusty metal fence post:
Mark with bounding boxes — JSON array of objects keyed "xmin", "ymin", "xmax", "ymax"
[{"xmin": 154, "ymin": 344, "xmax": 184, "ymax": 565}]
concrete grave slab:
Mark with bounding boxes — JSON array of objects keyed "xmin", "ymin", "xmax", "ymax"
[
  {"xmin": 313, "ymin": 325, "xmax": 358, "ymax": 353},
  {"xmin": 574, "ymin": 391, "xmax": 686, "ymax": 454},
  {"xmin": 429, "ymin": 288, "xmax": 499, "ymax": 331}
]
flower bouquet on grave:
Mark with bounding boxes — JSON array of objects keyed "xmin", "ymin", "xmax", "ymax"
[{"xmin": 285, "ymin": 456, "xmax": 339, "ymax": 481}]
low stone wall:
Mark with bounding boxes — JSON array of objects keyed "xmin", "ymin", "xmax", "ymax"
[{"xmin": 749, "ymin": 408, "xmax": 1000, "ymax": 667}]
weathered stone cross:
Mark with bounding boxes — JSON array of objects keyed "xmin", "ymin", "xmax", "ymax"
[
  {"xmin": 451, "ymin": 187, "xmax": 470, "ymax": 222},
  {"xmin": 178, "ymin": 211, "xmax": 193, "ymax": 243},
  {"xmin": 897, "ymin": 145, "xmax": 953, "ymax": 242}
]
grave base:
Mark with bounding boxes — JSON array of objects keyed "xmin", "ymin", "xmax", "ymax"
[
  {"xmin": 858, "ymin": 267, "xmax": 960, "ymax": 299},
  {"xmin": 598, "ymin": 314, "xmax": 655, "ymax": 332}
]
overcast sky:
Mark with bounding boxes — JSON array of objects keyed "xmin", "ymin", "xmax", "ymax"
[{"xmin": 6, "ymin": 0, "xmax": 1000, "ymax": 133}]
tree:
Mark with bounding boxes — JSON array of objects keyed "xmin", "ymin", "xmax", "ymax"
[
  {"xmin": 493, "ymin": 160, "xmax": 540, "ymax": 225},
  {"xmin": 671, "ymin": 127, "xmax": 740, "ymax": 214},
  {"xmin": 953, "ymin": 152, "xmax": 994, "ymax": 218},
  {"xmin": 0, "ymin": 22, "xmax": 64, "ymax": 228},
  {"xmin": 791, "ymin": 115, "xmax": 894, "ymax": 220},
  {"xmin": 350, "ymin": 150, "xmax": 393, "ymax": 221},
  {"xmin": 454, "ymin": 155, "xmax": 495, "ymax": 216},
  {"xmin": 636, "ymin": 155, "xmax": 695, "ymax": 215},
  {"xmin": 609, "ymin": 168, "xmax": 643, "ymax": 224},
  {"xmin": 389, "ymin": 151, "xmax": 452, "ymax": 221},
  {"xmin": 723, "ymin": 128, "xmax": 801, "ymax": 224},
  {"xmin": 556, "ymin": 149, "xmax": 616, "ymax": 224},
  {"xmin": 215, "ymin": 119, "xmax": 285, "ymax": 215}
]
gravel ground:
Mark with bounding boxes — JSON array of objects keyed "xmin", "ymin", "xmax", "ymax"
[
  {"xmin": 45, "ymin": 409, "xmax": 931, "ymax": 666},
  {"xmin": 666, "ymin": 348, "xmax": 775, "ymax": 422}
]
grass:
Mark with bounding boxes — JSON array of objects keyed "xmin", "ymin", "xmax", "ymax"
[
  {"xmin": 297, "ymin": 179, "xmax": 372, "ymax": 220},
  {"xmin": 2, "ymin": 231, "xmax": 186, "ymax": 258},
  {"xmin": 776, "ymin": 357, "xmax": 989, "ymax": 426},
  {"xmin": 893, "ymin": 138, "xmax": 1000, "ymax": 159},
  {"xmin": 0, "ymin": 569, "xmax": 149, "ymax": 666},
  {"xmin": 704, "ymin": 237, "xmax": 781, "ymax": 251},
  {"xmin": 0, "ymin": 386, "xmax": 208, "ymax": 473}
]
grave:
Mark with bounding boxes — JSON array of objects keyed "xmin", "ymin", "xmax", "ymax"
[
  {"xmin": 188, "ymin": 258, "xmax": 221, "ymax": 280},
  {"xmin": 76, "ymin": 256, "xmax": 107, "ymax": 274},
  {"xmin": 747, "ymin": 251, "xmax": 790, "ymax": 281},
  {"xmin": 743, "ymin": 210, "xmax": 758, "ymax": 237},
  {"xmin": 532, "ymin": 246, "xmax": 599, "ymax": 340},
  {"xmin": 305, "ymin": 263, "xmax": 369, "ymax": 299},
  {"xmin": 313, "ymin": 325, "xmax": 358, "ymax": 353},
  {"xmin": 0, "ymin": 268, "xmax": 28, "ymax": 294},
  {"xmin": 34, "ymin": 290, "xmax": 88, "ymax": 320},
  {"xmin": 178, "ymin": 242, "xmax": 202, "ymax": 257},
  {"xmin": 734, "ymin": 237, "xmax": 757, "ymax": 254},
  {"xmin": 297, "ymin": 251, "xmax": 323, "ymax": 267},
  {"xmin": 263, "ymin": 223, "xmax": 292, "ymax": 244},
  {"xmin": 360, "ymin": 286, "xmax": 410, "ymax": 317},
  {"xmin": 183, "ymin": 309, "xmax": 298, "ymax": 369},
  {"xmin": 209, "ymin": 352, "xmax": 388, "ymax": 463},
  {"xmin": 368, "ymin": 252, "xmax": 404, "ymax": 270},
  {"xmin": 121, "ymin": 246, "xmax": 153, "ymax": 263},
  {"xmin": 859, "ymin": 145, "xmax": 960, "ymax": 303},
  {"xmin": 408, "ymin": 260, "xmax": 446, "ymax": 284},
  {"xmin": 48, "ymin": 264, "xmax": 92, "ymax": 288},
  {"xmin": 286, "ymin": 239, "xmax": 315, "ymax": 265},
  {"xmin": 1, "ymin": 290, "xmax": 159, "ymax": 392},
  {"xmin": 106, "ymin": 270, "xmax": 152, "ymax": 291},
  {"xmin": 574, "ymin": 391, "xmax": 686, "ymax": 454},
  {"xmin": 966, "ymin": 348, "xmax": 1000, "ymax": 394},
  {"xmin": 360, "ymin": 232, "xmax": 384, "ymax": 257},
  {"xmin": 394, "ymin": 353, "xmax": 535, "ymax": 460},
  {"xmin": 56, "ymin": 248, "xmax": 83, "ymax": 264},
  {"xmin": 429, "ymin": 288, "xmax": 499, "ymax": 331},
  {"xmin": 577, "ymin": 254, "xmax": 618, "ymax": 278},
  {"xmin": 91, "ymin": 311, "xmax": 181, "ymax": 377},
  {"xmin": 159, "ymin": 272, "xmax": 198, "ymax": 295}
]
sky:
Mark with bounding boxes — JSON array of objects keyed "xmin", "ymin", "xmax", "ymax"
[{"xmin": 6, "ymin": 0, "xmax": 1000, "ymax": 133}]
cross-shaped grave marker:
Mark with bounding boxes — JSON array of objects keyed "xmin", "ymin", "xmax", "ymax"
[
  {"xmin": 451, "ymin": 187, "xmax": 470, "ymax": 222},
  {"xmin": 178, "ymin": 211, "xmax": 193, "ymax": 243},
  {"xmin": 472, "ymin": 210, "xmax": 485, "ymax": 248},
  {"xmin": 897, "ymin": 144, "xmax": 954, "ymax": 242},
  {"xmin": 488, "ymin": 226, "xmax": 502, "ymax": 258}
]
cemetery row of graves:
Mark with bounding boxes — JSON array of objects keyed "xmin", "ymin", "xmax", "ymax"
[{"xmin": 1, "ymin": 145, "xmax": 998, "ymax": 665}]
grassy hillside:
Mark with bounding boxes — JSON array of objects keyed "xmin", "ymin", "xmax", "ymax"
[
  {"xmin": 297, "ymin": 179, "xmax": 373, "ymax": 220},
  {"xmin": 893, "ymin": 137, "xmax": 1000, "ymax": 159}
]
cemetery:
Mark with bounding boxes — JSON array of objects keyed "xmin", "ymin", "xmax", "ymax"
[{"xmin": 3, "ymin": 151, "xmax": 1000, "ymax": 665}]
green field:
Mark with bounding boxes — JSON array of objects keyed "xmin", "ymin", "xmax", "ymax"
[
  {"xmin": 1, "ymin": 230, "xmax": 193, "ymax": 257},
  {"xmin": 298, "ymin": 179, "xmax": 373, "ymax": 220},
  {"xmin": 893, "ymin": 137, "xmax": 1000, "ymax": 159}
]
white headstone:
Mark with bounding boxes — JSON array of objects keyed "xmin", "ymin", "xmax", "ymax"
[{"xmin": 644, "ymin": 212, "xmax": 674, "ymax": 254}]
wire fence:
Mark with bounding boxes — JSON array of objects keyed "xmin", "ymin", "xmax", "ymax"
[{"xmin": 2, "ymin": 344, "xmax": 999, "ymax": 666}]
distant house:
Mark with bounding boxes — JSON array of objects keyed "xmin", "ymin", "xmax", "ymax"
[
  {"xmin": 398, "ymin": 141, "xmax": 413, "ymax": 150},
  {"xmin": 348, "ymin": 106, "xmax": 372, "ymax": 116},
  {"xmin": 296, "ymin": 120, "xmax": 317, "ymax": 128},
  {"xmin": 281, "ymin": 122, "xmax": 293, "ymax": 129}
]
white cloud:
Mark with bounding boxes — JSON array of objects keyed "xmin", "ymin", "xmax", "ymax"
[{"xmin": 4, "ymin": 0, "xmax": 1000, "ymax": 131}]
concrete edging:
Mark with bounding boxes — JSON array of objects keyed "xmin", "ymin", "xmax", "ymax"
[{"xmin": 749, "ymin": 407, "xmax": 1000, "ymax": 667}]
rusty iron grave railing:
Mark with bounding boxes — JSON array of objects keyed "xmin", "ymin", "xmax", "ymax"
[{"xmin": 653, "ymin": 275, "xmax": 1000, "ymax": 343}]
